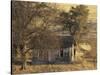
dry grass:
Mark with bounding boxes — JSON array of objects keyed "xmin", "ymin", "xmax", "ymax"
[{"xmin": 12, "ymin": 59, "xmax": 96, "ymax": 74}]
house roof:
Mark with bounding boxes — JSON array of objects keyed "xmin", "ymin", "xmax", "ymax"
[
  {"xmin": 60, "ymin": 36, "xmax": 74, "ymax": 48},
  {"xmin": 54, "ymin": 31, "xmax": 74, "ymax": 48}
]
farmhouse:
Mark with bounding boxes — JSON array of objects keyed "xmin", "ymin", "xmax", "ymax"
[
  {"xmin": 14, "ymin": 31, "xmax": 76, "ymax": 64},
  {"xmin": 30, "ymin": 31, "xmax": 76, "ymax": 64}
]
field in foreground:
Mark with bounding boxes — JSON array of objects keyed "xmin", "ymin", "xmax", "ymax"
[{"xmin": 12, "ymin": 58, "xmax": 96, "ymax": 74}]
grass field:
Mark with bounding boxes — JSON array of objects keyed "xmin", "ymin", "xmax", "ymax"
[{"xmin": 12, "ymin": 59, "xmax": 96, "ymax": 74}]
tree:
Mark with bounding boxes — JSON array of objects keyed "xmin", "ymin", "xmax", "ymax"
[
  {"xmin": 26, "ymin": 3, "xmax": 61, "ymax": 62},
  {"xmin": 60, "ymin": 5, "xmax": 89, "ymax": 61},
  {"xmin": 12, "ymin": 1, "xmax": 61, "ymax": 69},
  {"xmin": 12, "ymin": 1, "xmax": 38, "ymax": 69},
  {"xmin": 69, "ymin": 5, "xmax": 89, "ymax": 49}
]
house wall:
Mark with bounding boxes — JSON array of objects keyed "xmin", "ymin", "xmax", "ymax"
[
  {"xmin": 32, "ymin": 48, "xmax": 74, "ymax": 62},
  {"xmin": 32, "ymin": 49, "xmax": 60, "ymax": 62}
]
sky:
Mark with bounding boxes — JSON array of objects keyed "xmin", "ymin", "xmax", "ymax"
[{"xmin": 55, "ymin": 3, "xmax": 97, "ymax": 21}]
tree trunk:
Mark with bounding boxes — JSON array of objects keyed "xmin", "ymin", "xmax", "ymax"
[
  {"xmin": 20, "ymin": 54, "xmax": 27, "ymax": 70},
  {"xmin": 20, "ymin": 46, "xmax": 27, "ymax": 70},
  {"xmin": 20, "ymin": 59, "xmax": 27, "ymax": 70},
  {"xmin": 75, "ymin": 40, "xmax": 80, "ymax": 51}
]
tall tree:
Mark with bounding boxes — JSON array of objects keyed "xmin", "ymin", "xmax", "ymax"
[
  {"xmin": 60, "ymin": 5, "xmax": 89, "ymax": 60},
  {"xmin": 12, "ymin": 1, "xmax": 61, "ymax": 69},
  {"xmin": 69, "ymin": 5, "xmax": 89, "ymax": 50}
]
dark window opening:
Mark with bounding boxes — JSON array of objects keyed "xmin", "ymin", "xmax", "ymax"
[{"xmin": 60, "ymin": 50, "xmax": 63, "ymax": 57}]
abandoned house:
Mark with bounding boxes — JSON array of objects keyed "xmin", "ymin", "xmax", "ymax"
[
  {"xmin": 13, "ymin": 31, "xmax": 76, "ymax": 64},
  {"xmin": 31, "ymin": 32, "xmax": 75, "ymax": 64}
]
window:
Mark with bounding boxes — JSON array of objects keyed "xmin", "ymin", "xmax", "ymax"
[{"xmin": 60, "ymin": 49, "xmax": 63, "ymax": 57}]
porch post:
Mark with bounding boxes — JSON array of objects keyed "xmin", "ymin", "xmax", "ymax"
[
  {"xmin": 71, "ymin": 44, "xmax": 75, "ymax": 62},
  {"xmin": 48, "ymin": 50, "xmax": 51, "ymax": 62}
]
